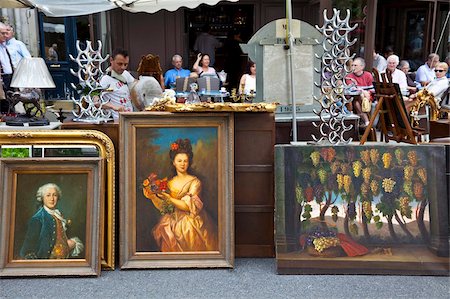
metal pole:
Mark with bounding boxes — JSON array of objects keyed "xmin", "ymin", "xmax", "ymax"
[
  {"xmin": 286, "ymin": 0, "xmax": 297, "ymax": 142},
  {"xmin": 435, "ymin": 11, "xmax": 450, "ymax": 53}
]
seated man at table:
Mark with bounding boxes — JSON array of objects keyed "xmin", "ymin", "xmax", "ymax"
[
  {"xmin": 416, "ymin": 53, "xmax": 440, "ymax": 88},
  {"xmin": 164, "ymin": 54, "xmax": 191, "ymax": 89},
  {"xmin": 384, "ymin": 55, "xmax": 408, "ymax": 96},
  {"xmin": 345, "ymin": 57, "xmax": 374, "ymax": 127}
]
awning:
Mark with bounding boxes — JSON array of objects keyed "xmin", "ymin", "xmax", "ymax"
[
  {"xmin": 111, "ymin": 0, "xmax": 238, "ymax": 14},
  {"xmin": 28, "ymin": 0, "xmax": 116, "ymax": 17},
  {"xmin": 2, "ymin": 0, "xmax": 238, "ymax": 17}
]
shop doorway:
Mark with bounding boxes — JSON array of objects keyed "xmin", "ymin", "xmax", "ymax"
[{"xmin": 38, "ymin": 14, "xmax": 95, "ymax": 100}]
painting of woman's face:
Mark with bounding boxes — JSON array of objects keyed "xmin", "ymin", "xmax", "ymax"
[
  {"xmin": 43, "ymin": 187, "xmax": 59, "ymax": 210},
  {"xmin": 172, "ymin": 153, "xmax": 189, "ymax": 174}
]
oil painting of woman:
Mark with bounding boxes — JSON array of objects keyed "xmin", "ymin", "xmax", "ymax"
[{"xmin": 142, "ymin": 138, "xmax": 217, "ymax": 252}]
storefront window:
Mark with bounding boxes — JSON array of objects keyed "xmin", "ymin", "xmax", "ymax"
[
  {"xmin": 404, "ymin": 10, "xmax": 426, "ymax": 70},
  {"xmin": 332, "ymin": 0, "xmax": 367, "ymax": 58},
  {"xmin": 42, "ymin": 17, "xmax": 67, "ymax": 62}
]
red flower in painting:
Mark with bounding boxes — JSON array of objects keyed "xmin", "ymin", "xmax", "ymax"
[
  {"xmin": 143, "ymin": 173, "xmax": 170, "ymax": 196},
  {"xmin": 170, "ymin": 143, "xmax": 179, "ymax": 151}
]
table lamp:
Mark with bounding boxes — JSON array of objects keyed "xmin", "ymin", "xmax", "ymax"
[{"xmin": 5, "ymin": 57, "xmax": 56, "ymax": 126}]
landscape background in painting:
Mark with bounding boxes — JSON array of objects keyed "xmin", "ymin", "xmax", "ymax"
[
  {"xmin": 135, "ymin": 127, "xmax": 218, "ymax": 252},
  {"xmin": 13, "ymin": 173, "xmax": 88, "ymax": 259}
]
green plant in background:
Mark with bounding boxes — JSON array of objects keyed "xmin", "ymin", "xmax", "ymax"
[
  {"xmin": 1, "ymin": 147, "xmax": 30, "ymax": 158},
  {"xmin": 333, "ymin": 0, "xmax": 366, "ymax": 19}
]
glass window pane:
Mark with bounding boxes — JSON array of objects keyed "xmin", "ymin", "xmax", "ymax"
[{"xmin": 43, "ymin": 16, "xmax": 66, "ymax": 62}]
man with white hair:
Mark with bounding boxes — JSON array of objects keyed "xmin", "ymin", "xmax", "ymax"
[
  {"xmin": 0, "ymin": 22, "xmax": 14, "ymax": 113},
  {"xmin": 415, "ymin": 53, "xmax": 439, "ymax": 88},
  {"xmin": 5, "ymin": 24, "xmax": 31, "ymax": 69},
  {"xmin": 385, "ymin": 54, "xmax": 408, "ymax": 95},
  {"xmin": 164, "ymin": 54, "xmax": 191, "ymax": 89}
]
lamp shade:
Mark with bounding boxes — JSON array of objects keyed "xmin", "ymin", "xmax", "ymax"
[{"xmin": 10, "ymin": 57, "xmax": 56, "ymax": 88}]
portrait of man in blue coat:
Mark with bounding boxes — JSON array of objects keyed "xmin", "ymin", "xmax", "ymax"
[{"xmin": 20, "ymin": 183, "xmax": 84, "ymax": 259}]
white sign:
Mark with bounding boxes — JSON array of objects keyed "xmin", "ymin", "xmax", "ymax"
[{"xmin": 275, "ymin": 19, "xmax": 301, "ymax": 39}]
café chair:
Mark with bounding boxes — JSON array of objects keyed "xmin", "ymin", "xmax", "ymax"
[{"xmin": 197, "ymin": 76, "xmax": 221, "ymax": 102}]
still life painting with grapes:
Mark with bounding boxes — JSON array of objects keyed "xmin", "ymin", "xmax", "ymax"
[{"xmin": 275, "ymin": 145, "xmax": 449, "ymax": 275}]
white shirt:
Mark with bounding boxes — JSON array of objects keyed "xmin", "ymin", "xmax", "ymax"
[
  {"xmin": 100, "ymin": 70, "xmax": 135, "ymax": 120},
  {"xmin": 0, "ymin": 43, "xmax": 13, "ymax": 74},
  {"xmin": 426, "ymin": 77, "xmax": 449, "ymax": 103},
  {"xmin": 243, "ymin": 74, "xmax": 256, "ymax": 95},
  {"xmin": 384, "ymin": 68, "xmax": 408, "ymax": 94},
  {"xmin": 5, "ymin": 38, "xmax": 31, "ymax": 69},
  {"xmin": 416, "ymin": 63, "xmax": 435, "ymax": 87}
]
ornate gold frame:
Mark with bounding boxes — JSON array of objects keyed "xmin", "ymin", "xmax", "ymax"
[
  {"xmin": 144, "ymin": 102, "xmax": 278, "ymax": 113},
  {"xmin": 0, "ymin": 130, "xmax": 115, "ymax": 269}
]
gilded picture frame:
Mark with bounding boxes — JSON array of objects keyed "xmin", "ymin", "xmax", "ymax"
[
  {"xmin": 120, "ymin": 112, "xmax": 234, "ymax": 268},
  {"xmin": 0, "ymin": 130, "xmax": 116, "ymax": 270},
  {"xmin": 0, "ymin": 158, "xmax": 104, "ymax": 277}
]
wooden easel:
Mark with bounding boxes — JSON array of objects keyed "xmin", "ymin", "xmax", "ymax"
[{"xmin": 360, "ymin": 69, "xmax": 422, "ymax": 145}]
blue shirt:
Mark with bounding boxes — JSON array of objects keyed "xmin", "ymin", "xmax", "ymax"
[
  {"xmin": 164, "ymin": 68, "xmax": 191, "ymax": 88},
  {"xmin": 6, "ymin": 38, "xmax": 31, "ymax": 69}
]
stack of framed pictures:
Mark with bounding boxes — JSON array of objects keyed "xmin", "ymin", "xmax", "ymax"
[{"xmin": 0, "ymin": 131, "xmax": 115, "ymax": 277}]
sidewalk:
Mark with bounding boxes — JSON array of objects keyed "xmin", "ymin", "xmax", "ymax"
[{"xmin": 1, "ymin": 258, "xmax": 449, "ymax": 298}]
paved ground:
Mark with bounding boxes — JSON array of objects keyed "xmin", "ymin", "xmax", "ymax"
[{"xmin": 1, "ymin": 258, "xmax": 449, "ymax": 298}]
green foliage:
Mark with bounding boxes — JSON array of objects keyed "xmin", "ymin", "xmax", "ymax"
[
  {"xmin": 333, "ymin": 0, "xmax": 365, "ymax": 19},
  {"xmin": 160, "ymin": 199, "xmax": 174, "ymax": 215},
  {"xmin": 1, "ymin": 147, "xmax": 29, "ymax": 158},
  {"xmin": 376, "ymin": 201, "xmax": 396, "ymax": 217},
  {"xmin": 295, "ymin": 184, "xmax": 305, "ymax": 204},
  {"xmin": 375, "ymin": 221, "xmax": 383, "ymax": 229},
  {"xmin": 302, "ymin": 204, "xmax": 312, "ymax": 221}
]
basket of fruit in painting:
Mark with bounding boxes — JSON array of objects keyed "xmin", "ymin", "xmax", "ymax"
[
  {"xmin": 301, "ymin": 227, "xmax": 344, "ymax": 257},
  {"xmin": 306, "ymin": 236, "xmax": 344, "ymax": 257},
  {"xmin": 300, "ymin": 225, "xmax": 369, "ymax": 258}
]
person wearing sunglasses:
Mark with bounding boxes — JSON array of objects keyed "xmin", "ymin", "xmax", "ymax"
[{"xmin": 406, "ymin": 62, "xmax": 449, "ymax": 111}]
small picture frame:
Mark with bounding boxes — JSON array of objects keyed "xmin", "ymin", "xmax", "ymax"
[
  {"xmin": 120, "ymin": 112, "xmax": 234, "ymax": 268},
  {"xmin": 0, "ymin": 158, "xmax": 104, "ymax": 277}
]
